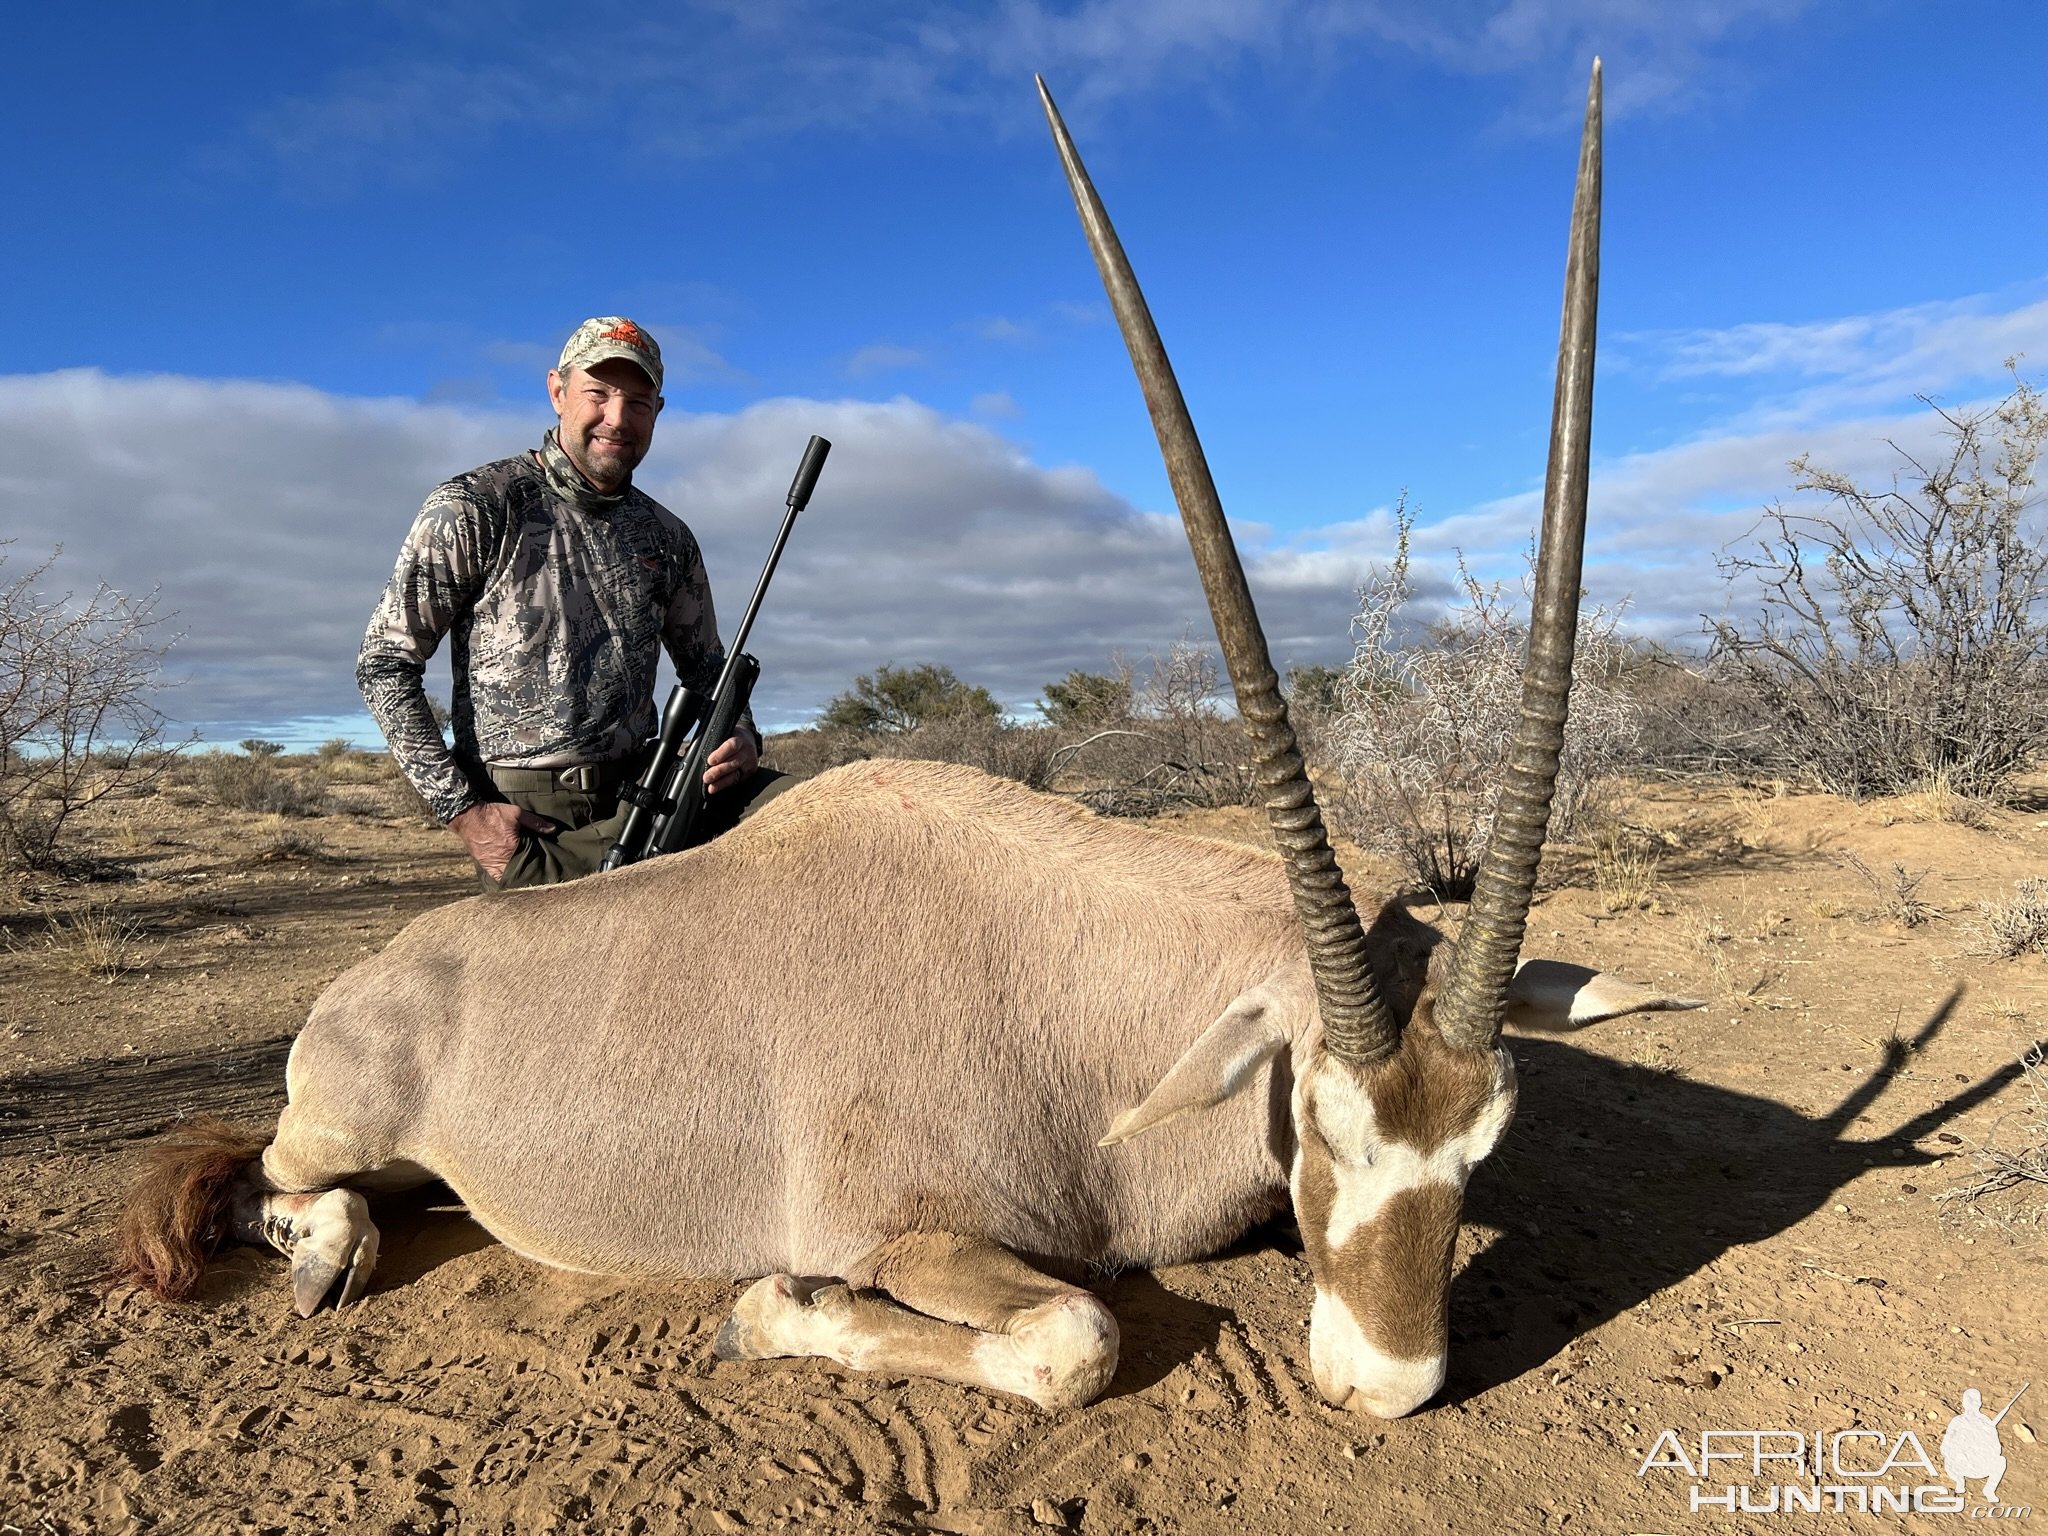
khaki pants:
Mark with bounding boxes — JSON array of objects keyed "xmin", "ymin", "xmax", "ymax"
[{"xmin": 479, "ymin": 765, "xmax": 797, "ymax": 891}]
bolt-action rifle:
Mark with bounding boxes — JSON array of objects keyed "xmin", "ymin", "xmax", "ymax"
[{"xmin": 600, "ymin": 434, "xmax": 830, "ymax": 872}]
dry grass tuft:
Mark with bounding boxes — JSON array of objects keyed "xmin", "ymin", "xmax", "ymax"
[
  {"xmin": 1593, "ymin": 826, "xmax": 1663, "ymax": 912},
  {"xmin": 1888, "ymin": 769, "xmax": 1995, "ymax": 829},
  {"xmin": 1728, "ymin": 781, "xmax": 1789, "ymax": 841},
  {"xmin": 1972, "ymin": 878, "xmax": 2048, "ymax": 959},
  {"xmin": 251, "ymin": 821, "xmax": 330, "ymax": 862},
  {"xmin": 30, "ymin": 903, "xmax": 159, "ymax": 978}
]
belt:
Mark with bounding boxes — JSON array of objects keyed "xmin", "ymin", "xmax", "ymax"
[{"xmin": 486, "ymin": 759, "xmax": 637, "ymax": 795}]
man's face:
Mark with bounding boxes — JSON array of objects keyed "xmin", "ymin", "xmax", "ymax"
[{"xmin": 547, "ymin": 358, "xmax": 662, "ymax": 490}]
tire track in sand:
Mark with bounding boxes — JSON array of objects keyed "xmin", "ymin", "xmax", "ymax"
[{"xmin": 972, "ymin": 1396, "xmax": 1161, "ymax": 1506}]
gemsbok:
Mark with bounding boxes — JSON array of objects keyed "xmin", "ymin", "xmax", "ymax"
[{"xmin": 120, "ymin": 62, "xmax": 1695, "ymax": 1418}]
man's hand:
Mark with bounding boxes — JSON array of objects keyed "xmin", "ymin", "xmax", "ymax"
[
  {"xmin": 703, "ymin": 730, "xmax": 759, "ymax": 795},
  {"xmin": 449, "ymin": 801, "xmax": 557, "ymax": 880}
]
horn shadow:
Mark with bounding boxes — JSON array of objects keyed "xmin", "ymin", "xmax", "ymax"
[{"xmin": 1444, "ymin": 988, "xmax": 2027, "ymax": 1403}]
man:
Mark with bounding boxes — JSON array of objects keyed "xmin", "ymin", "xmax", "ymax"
[
  {"xmin": 359, "ymin": 316, "xmax": 790, "ymax": 889},
  {"xmin": 1941, "ymin": 1387, "xmax": 2012, "ymax": 1502}
]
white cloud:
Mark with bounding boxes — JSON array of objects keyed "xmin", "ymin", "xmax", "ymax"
[
  {"xmin": 970, "ymin": 316, "xmax": 1035, "ymax": 344},
  {"xmin": 1622, "ymin": 286, "xmax": 2048, "ymax": 426},
  {"xmin": 10, "ymin": 282, "xmax": 2029, "ymax": 739},
  {"xmin": 971, "ymin": 390, "xmax": 1024, "ymax": 418},
  {"xmin": 232, "ymin": 0, "xmax": 1820, "ymax": 187},
  {"xmin": 844, "ymin": 343, "xmax": 929, "ymax": 379},
  {"xmin": 0, "ymin": 371, "xmax": 1369, "ymax": 734}
]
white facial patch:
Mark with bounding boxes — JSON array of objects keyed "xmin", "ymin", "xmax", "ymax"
[
  {"xmin": 1309, "ymin": 1287, "xmax": 1445, "ymax": 1418},
  {"xmin": 1302, "ymin": 1052, "xmax": 1516, "ymax": 1250}
]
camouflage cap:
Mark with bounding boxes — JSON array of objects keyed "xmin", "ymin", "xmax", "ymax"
[{"xmin": 557, "ymin": 317, "xmax": 663, "ymax": 392}]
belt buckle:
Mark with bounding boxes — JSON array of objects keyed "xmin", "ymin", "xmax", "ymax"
[{"xmin": 560, "ymin": 764, "xmax": 601, "ymax": 793}]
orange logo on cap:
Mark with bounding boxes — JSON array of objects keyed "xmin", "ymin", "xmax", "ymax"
[{"xmin": 601, "ymin": 322, "xmax": 647, "ymax": 349}]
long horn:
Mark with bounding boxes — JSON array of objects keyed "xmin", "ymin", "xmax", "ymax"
[
  {"xmin": 1434, "ymin": 60, "xmax": 1603, "ymax": 1053},
  {"xmin": 1038, "ymin": 76, "xmax": 1397, "ymax": 1065}
]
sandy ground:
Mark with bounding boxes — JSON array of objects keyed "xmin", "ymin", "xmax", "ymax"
[{"xmin": 1, "ymin": 758, "xmax": 2043, "ymax": 1534}]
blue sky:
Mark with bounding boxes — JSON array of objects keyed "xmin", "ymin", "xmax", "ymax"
[{"xmin": 5, "ymin": 1, "xmax": 2045, "ymax": 742}]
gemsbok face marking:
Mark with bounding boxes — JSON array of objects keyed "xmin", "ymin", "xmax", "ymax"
[{"xmin": 1291, "ymin": 1028, "xmax": 1516, "ymax": 1415}]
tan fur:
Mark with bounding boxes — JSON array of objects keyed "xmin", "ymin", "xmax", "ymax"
[
  {"xmin": 845, "ymin": 1232, "xmax": 1077, "ymax": 1329},
  {"xmin": 255, "ymin": 761, "xmax": 1305, "ymax": 1282},
  {"xmin": 114, "ymin": 1116, "xmax": 272, "ymax": 1300},
  {"xmin": 124, "ymin": 759, "xmax": 1692, "ymax": 1414}
]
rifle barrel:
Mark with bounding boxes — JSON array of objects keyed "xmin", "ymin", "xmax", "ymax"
[
  {"xmin": 1991, "ymin": 1380, "xmax": 2029, "ymax": 1425},
  {"xmin": 705, "ymin": 435, "xmax": 831, "ymax": 709}
]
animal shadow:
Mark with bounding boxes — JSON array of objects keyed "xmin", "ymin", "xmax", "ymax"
[
  {"xmin": 1449, "ymin": 987, "xmax": 2025, "ymax": 1400},
  {"xmin": 369, "ymin": 1181, "xmax": 498, "ymax": 1290},
  {"xmin": 1099, "ymin": 1267, "xmax": 1234, "ymax": 1398}
]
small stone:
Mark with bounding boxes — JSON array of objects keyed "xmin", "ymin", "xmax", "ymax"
[
  {"xmin": 1031, "ymin": 1497, "xmax": 1067, "ymax": 1528},
  {"xmin": 1833, "ymin": 1203, "xmax": 1848, "ymax": 1214},
  {"xmin": 1120, "ymin": 1452, "xmax": 1149, "ymax": 1471},
  {"xmin": 2016, "ymin": 1422, "xmax": 2037, "ymax": 1444}
]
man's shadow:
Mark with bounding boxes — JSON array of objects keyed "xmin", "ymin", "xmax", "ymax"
[{"xmin": 1446, "ymin": 987, "xmax": 2027, "ymax": 1400}]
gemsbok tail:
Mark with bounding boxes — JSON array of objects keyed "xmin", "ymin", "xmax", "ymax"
[{"xmin": 115, "ymin": 1116, "xmax": 271, "ymax": 1299}]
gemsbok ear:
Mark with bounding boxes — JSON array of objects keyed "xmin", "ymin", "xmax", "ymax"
[
  {"xmin": 1504, "ymin": 959, "xmax": 1706, "ymax": 1033},
  {"xmin": 1099, "ymin": 982, "xmax": 1295, "ymax": 1146}
]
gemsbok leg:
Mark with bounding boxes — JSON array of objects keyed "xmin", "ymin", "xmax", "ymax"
[
  {"xmin": 713, "ymin": 1232, "xmax": 1119, "ymax": 1411},
  {"xmin": 230, "ymin": 1103, "xmax": 428, "ymax": 1316}
]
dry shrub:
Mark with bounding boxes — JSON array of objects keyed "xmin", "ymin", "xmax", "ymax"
[
  {"xmin": 1709, "ymin": 370, "xmax": 2048, "ymax": 800},
  {"xmin": 871, "ymin": 715, "xmax": 1064, "ymax": 789},
  {"xmin": 1973, "ymin": 878, "xmax": 2048, "ymax": 958},
  {"xmin": 1029, "ymin": 638, "xmax": 1259, "ymax": 816},
  {"xmin": 1936, "ymin": 1042, "xmax": 2047, "ymax": 1215},
  {"xmin": 1889, "ymin": 768, "xmax": 1995, "ymax": 829},
  {"xmin": 766, "ymin": 718, "xmax": 1062, "ymax": 790},
  {"xmin": 759, "ymin": 727, "xmax": 863, "ymax": 779},
  {"xmin": 777, "ymin": 638, "xmax": 1259, "ymax": 816},
  {"xmin": 193, "ymin": 750, "xmax": 331, "ymax": 817},
  {"xmin": 0, "ymin": 547, "xmax": 190, "ymax": 868},
  {"xmin": 1323, "ymin": 504, "xmax": 1640, "ymax": 896},
  {"xmin": 1840, "ymin": 852, "xmax": 1939, "ymax": 928},
  {"xmin": 1618, "ymin": 648, "xmax": 1777, "ymax": 779}
]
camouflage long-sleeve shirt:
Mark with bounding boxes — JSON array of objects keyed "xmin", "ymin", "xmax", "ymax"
[{"xmin": 358, "ymin": 433, "xmax": 751, "ymax": 825}]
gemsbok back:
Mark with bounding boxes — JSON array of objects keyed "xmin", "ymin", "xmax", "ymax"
[{"xmin": 120, "ymin": 62, "xmax": 1697, "ymax": 1418}]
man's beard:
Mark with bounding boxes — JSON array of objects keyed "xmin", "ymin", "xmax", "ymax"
[{"xmin": 565, "ymin": 429, "xmax": 643, "ymax": 487}]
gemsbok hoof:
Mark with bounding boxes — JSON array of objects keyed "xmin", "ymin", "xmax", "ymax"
[
  {"xmin": 287, "ymin": 1189, "xmax": 380, "ymax": 1317},
  {"xmin": 712, "ymin": 1273, "xmax": 844, "ymax": 1361}
]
